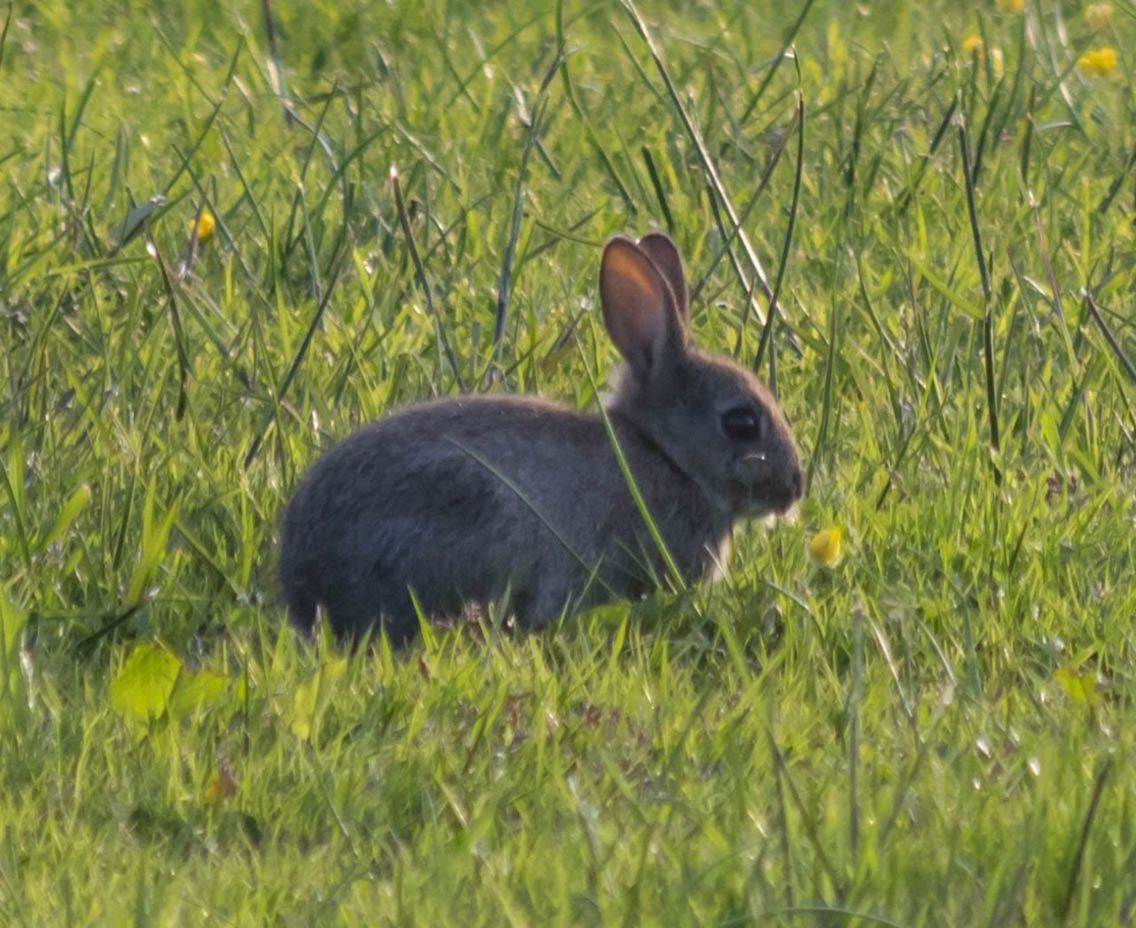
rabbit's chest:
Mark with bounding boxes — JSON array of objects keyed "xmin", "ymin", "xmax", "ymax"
[{"xmin": 590, "ymin": 489, "xmax": 727, "ymax": 588}]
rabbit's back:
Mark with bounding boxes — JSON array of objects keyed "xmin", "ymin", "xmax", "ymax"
[{"xmin": 278, "ymin": 395, "xmax": 726, "ymax": 642}]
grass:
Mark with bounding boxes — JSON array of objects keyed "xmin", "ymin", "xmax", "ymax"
[{"xmin": 2, "ymin": 0, "xmax": 1136, "ymax": 923}]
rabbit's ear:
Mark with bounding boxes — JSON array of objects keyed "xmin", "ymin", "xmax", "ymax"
[
  {"xmin": 637, "ymin": 232, "xmax": 688, "ymax": 323},
  {"xmin": 600, "ymin": 236, "xmax": 685, "ymax": 378}
]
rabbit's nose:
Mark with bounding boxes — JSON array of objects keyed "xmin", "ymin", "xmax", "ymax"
[{"xmin": 790, "ymin": 466, "xmax": 805, "ymax": 500}]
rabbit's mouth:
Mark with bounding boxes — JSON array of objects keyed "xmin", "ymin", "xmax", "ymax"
[
  {"xmin": 739, "ymin": 491, "xmax": 799, "ymax": 520},
  {"xmin": 721, "ymin": 481, "xmax": 795, "ymax": 521},
  {"xmin": 729, "ymin": 453, "xmax": 804, "ymax": 519}
]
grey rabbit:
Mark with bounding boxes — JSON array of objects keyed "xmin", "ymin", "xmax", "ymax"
[{"xmin": 278, "ymin": 232, "xmax": 804, "ymax": 644}]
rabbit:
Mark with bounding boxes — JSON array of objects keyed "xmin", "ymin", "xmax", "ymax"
[{"xmin": 278, "ymin": 232, "xmax": 804, "ymax": 645}]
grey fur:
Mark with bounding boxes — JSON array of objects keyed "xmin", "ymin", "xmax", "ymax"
[{"xmin": 278, "ymin": 233, "xmax": 804, "ymax": 644}]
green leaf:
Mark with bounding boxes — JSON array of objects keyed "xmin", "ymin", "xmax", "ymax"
[
  {"xmin": 108, "ymin": 194, "xmax": 166, "ymax": 250},
  {"xmin": 168, "ymin": 669, "xmax": 229, "ymax": 720},
  {"xmin": 125, "ymin": 480, "xmax": 178, "ymax": 604},
  {"xmin": 1055, "ymin": 667, "xmax": 1101, "ymax": 709},
  {"xmin": 0, "ymin": 588, "xmax": 29, "ymax": 731},
  {"xmin": 39, "ymin": 483, "xmax": 92, "ymax": 551},
  {"xmin": 289, "ymin": 673, "xmax": 318, "ymax": 742},
  {"xmin": 110, "ymin": 643, "xmax": 181, "ymax": 723},
  {"xmin": 885, "ymin": 231, "xmax": 984, "ymax": 319},
  {"xmin": 0, "ymin": 586, "xmax": 25, "ymax": 656},
  {"xmin": 289, "ymin": 657, "xmax": 346, "ymax": 742}
]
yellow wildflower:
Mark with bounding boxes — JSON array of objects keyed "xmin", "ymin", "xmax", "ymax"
[
  {"xmin": 996, "ymin": 0, "xmax": 1024, "ymax": 12},
  {"xmin": 188, "ymin": 209, "xmax": 216, "ymax": 243},
  {"xmin": 808, "ymin": 526, "xmax": 845, "ymax": 569},
  {"xmin": 961, "ymin": 35, "xmax": 985, "ymax": 64},
  {"xmin": 1085, "ymin": 4, "xmax": 1112, "ymax": 30},
  {"xmin": 1077, "ymin": 47, "xmax": 1117, "ymax": 77},
  {"xmin": 960, "ymin": 36, "xmax": 1004, "ymax": 77},
  {"xmin": 990, "ymin": 47, "xmax": 1005, "ymax": 79}
]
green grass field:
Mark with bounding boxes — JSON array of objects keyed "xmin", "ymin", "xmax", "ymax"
[{"xmin": 3, "ymin": 0, "xmax": 1136, "ymax": 923}]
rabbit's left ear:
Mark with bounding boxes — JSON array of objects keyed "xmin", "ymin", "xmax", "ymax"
[
  {"xmin": 637, "ymin": 232, "xmax": 688, "ymax": 324},
  {"xmin": 600, "ymin": 236, "xmax": 686, "ymax": 380}
]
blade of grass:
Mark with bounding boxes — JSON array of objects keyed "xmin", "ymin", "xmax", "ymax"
[
  {"xmin": 753, "ymin": 90, "xmax": 805, "ymax": 385},
  {"xmin": 1083, "ymin": 289, "xmax": 1136, "ymax": 384},
  {"xmin": 0, "ymin": 4, "xmax": 11, "ymax": 71},
  {"xmin": 766, "ymin": 725, "xmax": 843, "ymax": 898},
  {"xmin": 555, "ymin": 0, "xmax": 637, "ymax": 209},
  {"xmin": 390, "ymin": 165, "xmax": 465, "ymax": 391},
  {"xmin": 691, "ymin": 102, "xmax": 798, "ymax": 325},
  {"xmin": 848, "ymin": 601, "xmax": 863, "ymax": 865},
  {"xmin": 640, "ymin": 147, "xmax": 674, "ymax": 235},
  {"xmin": 143, "ymin": 229, "xmax": 190, "ymax": 420},
  {"xmin": 736, "ymin": 0, "xmax": 819, "ymax": 125},
  {"xmin": 486, "ymin": 52, "xmax": 561, "ymax": 383},
  {"xmin": 1060, "ymin": 760, "xmax": 1111, "ymax": 920},
  {"xmin": 261, "ymin": 0, "xmax": 298, "ymax": 128},
  {"xmin": 242, "ymin": 246, "xmax": 348, "ymax": 468},
  {"xmin": 957, "ymin": 114, "xmax": 1000, "ymax": 475},
  {"xmin": 1097, "ymin": 142, "xmax": 1136, "ymax": 215},
  {"xmin": 895, "ymin": 97, "xmax": 957, "ymax": 217},
  {"xmin": 620, "ymin": 0, "xmax": 775, "ymax": 307}
]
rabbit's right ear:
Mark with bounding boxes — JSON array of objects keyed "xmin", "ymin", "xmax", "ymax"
[
  {"xmin": 600, "ymin": 236, "xmax": 685, "ymax": 380},
  {"xmin": 637, "ymin": 232, "xmax": 688, "ymax": 322}
]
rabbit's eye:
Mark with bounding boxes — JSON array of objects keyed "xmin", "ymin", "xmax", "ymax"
[{"xmin": 721, "ymin": 406, "xmax": 763, "ymax": 443}]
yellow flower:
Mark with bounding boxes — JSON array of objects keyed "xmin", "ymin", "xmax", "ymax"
[
  {"xmin": 996, "ymin": 0, "xmax": 1024, "ymax": 12},
  {"xmin": 808, "ymin": 526, "xmax": 845, "ymax": 569},
  {"xmin": 188, "ymin": 209, "xmax": 216, "ymax": 243},
  {"xmin": 961, "ymin": 35, "xmax": 985, "ymax": 64},
  {"xmin": 990, "ymin": 47, "xmax": 1004, "ymax": 79},
  {"xmin": 961, "ymin": 36, "xmax": 1004, "ymax": 77},
  {"xmin": 1085, "ymin": 4, "xmax": 1112, "ymax": 30},
  {"xmin": 1077, "ymin": 46, "xmax": 1117, "ymax": 77}
]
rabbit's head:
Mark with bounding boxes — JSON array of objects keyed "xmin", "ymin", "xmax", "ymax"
[{"xmin": 601, "ymin": 233, "xmax": 804, "ymax": 520}]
